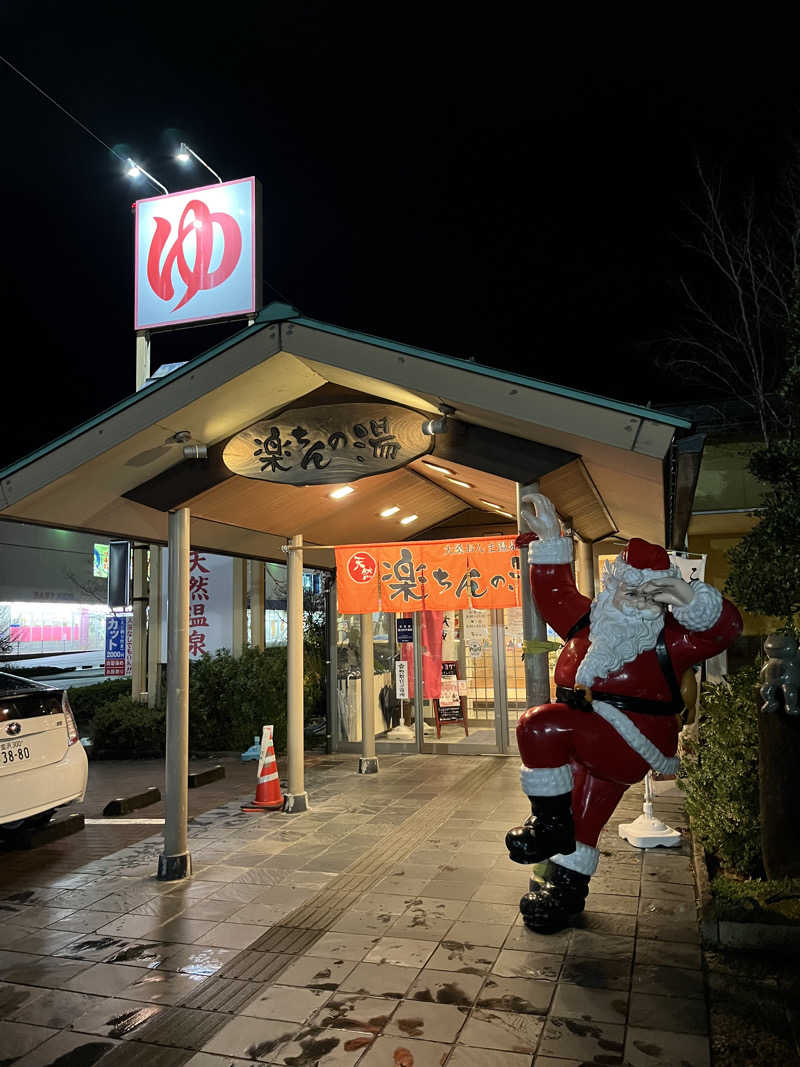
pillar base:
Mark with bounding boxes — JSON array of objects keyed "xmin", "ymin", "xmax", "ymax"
[
  {"xmin": 283, "ymin": 792, "xmax": 310, "ymax": 814},
  {"xmin": 157, "ymin": 851, "xmax": 192, "ymax": 881},
  {"xmin": 358, "ymin": 756, "xmax": 380, "ymax": 775}
]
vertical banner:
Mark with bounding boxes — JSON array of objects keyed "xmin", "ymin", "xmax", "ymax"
[
  {"xmin": 104, "ymin": 614, "xmax": 131, "ymax": 676},
  {"xmin": 160, "ymin": 548, "xmax": 234, "ymax": 661}
]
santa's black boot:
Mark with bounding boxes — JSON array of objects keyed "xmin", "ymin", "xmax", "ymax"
[
  {"xmin": 505, "ymin": 793, "xmax": 576, "ymax": 865},
  {"xmin": 519, "ymin": 861, "xmax": 590, "ymax": 934}
]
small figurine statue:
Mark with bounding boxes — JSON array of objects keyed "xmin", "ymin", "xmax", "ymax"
[
  {"xmin": 760, "ymin": 632, "xmax": 800, "ymax": 716},
  {"xmin": 506, "ymin": 493, "xmax": 742, "ymax": 933}
]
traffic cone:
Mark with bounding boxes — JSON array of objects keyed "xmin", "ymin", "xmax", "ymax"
[{"xmin": 241, "ymin": 725, "xmax": 284, "ymax": 813}]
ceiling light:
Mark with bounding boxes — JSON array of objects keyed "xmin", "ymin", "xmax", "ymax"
[
  {"xmin": 380, "ymin": 506, "xmax": 400, "ymax": 517},
  {"xmin": 329, "ymin": 486, "xmax": 354, "ymax": 499},
  {"xmin": 176, "ymin": 143, "xmax": 191, "ymax": 163},
  {"xmin": 421, "ymin": 461, "xmax": 454, "ymax": 475},
  {"xmin": 400, "ymin": 514, "xmax": 418, "ymax": 525},
  {"xmin": 126, "ymin": 161, "xmax": 141, "ymax": 178},
  {"xmin": 447, "ymin": 478, "xmax": 473, "ymax": 489},
  {"xmin": 480, "ymin": 499, "xmax": 503, "ymax": 510}
]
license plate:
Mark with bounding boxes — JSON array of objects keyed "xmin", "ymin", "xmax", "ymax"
[{"xmin": 0, "ymin": 741, "xmax": 32, "ymax": 767}]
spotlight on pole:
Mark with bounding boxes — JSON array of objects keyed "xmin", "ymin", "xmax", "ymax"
[
  {"xmin": 126, "ymin": 158, "xmax": 169, "ymax": 195},
  {"xmin": 175, "ymin": 142, "xmax": 222, "ymax": 183}
]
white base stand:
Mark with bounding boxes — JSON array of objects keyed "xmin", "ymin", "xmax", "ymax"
[
  {"xmin": 618, "ymin": 809, "xmax": 682, "ymax": 848},
  {"xmin": 618, "ymin": 772, "xmax": 681, "ymax": 848},
  {"xmin": 386, "ymin": 724, "xmax": 415, "ymax": 740}
]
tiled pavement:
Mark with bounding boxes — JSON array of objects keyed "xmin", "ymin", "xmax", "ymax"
[{"xmin": 0, "ymin": 754, "xmax": 708, "ymax": 1067}]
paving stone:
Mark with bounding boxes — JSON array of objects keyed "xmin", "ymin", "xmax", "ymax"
[
  {"xmin": 12, "ymin": 1029, "xmax": 118, "ymax": 1067},
  {"xmin": 426, "ymin": 941, "xmax": 498, "ymax": 975},
  {"xmin": 339, "ymin": 962, "xmax": 420, "ymax": 999},
  {"xmin": 70, "ymin": 996, "xmax": 164, "ymax": 1039},
  {"xmin": 537, "ymin": 1015, "xmax": 626, "ymax": 1063},
  {"xmin": 311, "ymin": 993, "xmax": 399, "ymax": 1033},
  {"xmin": 624, "ymin": 1024, "xmax": 710, "ymax": 1066},
  {"xmin": 449, "ymin": 1048, "xmax": 532, "ymax": 1066},
  {"xmin": 445, "ymin": 921, "xmax": 512, "ymax": 948},
  {"xmin": 584, "ymin": 891, "xmax": 639, "ymax": 915},
  {"xmin": 477, "ymin": 975, "xmax": 554, "ymax": 1015},
  {"xmin": 406, "ymin": 968, "xmax": 484, "ymax": 1007},
  {"xmin": 550, "ymin": 981, "xmax": 628, "ymax": 1023},
  {"xmin": 238, "ymin": 982, "xmax": 333, "ymax": 1022},
  {"xmin": 277, "ymin": 955, "xmax": 357, "ymax": 991},
  {"xmin": 363, "ymin": 937, "xmax": 438, "ymax": 969},
  {"xmin": 503, "ymin": 925, "xmax": 572, "ymax": 955},
  {"xmin": 358, "ymin": 1034, "xmax": 449, "ymax": 1066},
  {"xmin": 306, "ymin": 932, "xmax": 380, "ymax": 961},
  {"xmin": 559, "ymin": 955, "xmax": 631, "ymax": 990},
  {"xmin": 191, "ymin": 922, "xmax": 269, "ymax": 949},
  {"xmin": 636, "ymin": 915, "xmax": 700, "ymax": 944},
  {"xmin": 575, "ymin": 911, "xmax": 637, "ymax": 936},
  {"xmin": 635, "ymin": 938, "xmax": 702, "ymax": 970},
  {"xmin": 8, "ymin": 987, "xmax": 99, "ymax": 1028},
  {"xmin": 116, "ymin": 970, "xmax": 208, "ymax": 1005},
  {"xmin": 567, "ymin": 930, "xmax": 634, "ymax": 962},
  {"xmin": 457, "ymin": 1007, "xmax": 544, "ymax": 1052},
  {"xmin": 202, "ymin": 1014, "xmax": 296, "ymax": 1059},
  {"xmin": 629, "ymin": 991, "xmax": 708, "ymax": 1034},
  {"xmin": 491, "ymin": 948, "xmax": 562, "ymax": 981},
  {"xmin": 632, "ymin": 963, "xmax": 705, "ymax": 999}
]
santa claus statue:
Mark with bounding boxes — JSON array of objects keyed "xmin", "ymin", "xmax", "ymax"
[{"xmin": 506, "ymin": 493, "xmax": 742, "ymax": 933}]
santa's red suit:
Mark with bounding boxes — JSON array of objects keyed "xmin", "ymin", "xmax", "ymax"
[{"xmin": 510, "ymin": 533, "xmax": 741, "ymax": 898}]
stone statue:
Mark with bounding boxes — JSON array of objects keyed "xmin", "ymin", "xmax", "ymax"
[
  {"xmin": 760, "ymin": 633, "xmax": 800, "ymax": 716},
  {"xmin": 506, "ymin": 493, "xmax": 742, "ymax": 933}
]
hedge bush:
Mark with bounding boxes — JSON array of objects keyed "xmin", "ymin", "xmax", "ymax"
[
  {"xmin": 92, "ymin": 697, "xmax": 165, "ymax": 757},
  {"xmin": 82, "ymin": 644, "xmax": 324, "ymax": 757},
  {"xmin": 679, "ymin": 665, "xmax": 762, "ymax": 877}
]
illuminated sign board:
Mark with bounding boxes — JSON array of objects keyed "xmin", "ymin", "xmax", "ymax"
[
  {"xmin": 134, "ymin": 177, "xmax": 262, "ymax": 331},
  {"xmin": 93, "ymin": 543, "xmax": 109, "ymax": 578}
]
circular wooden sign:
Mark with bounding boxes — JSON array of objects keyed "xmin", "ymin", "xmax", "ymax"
[{"xmin": 222, "ymin": 402, "xmax": 432, "ymax": 485}]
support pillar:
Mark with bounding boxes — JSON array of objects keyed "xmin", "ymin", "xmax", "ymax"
[
  {"xmin": 135, "ymin": 331, "xmax": 151, "ymax": 391},
  {"xmin": 358, "ymin": 612, "xmax": 379, "ymax": 774},
  {"xmin": 232, "ymin": 558, "xmax": 247, "ymax": 657},
  {"xmin": 249, "ymin": 560, "xmax": 266, "ymax": 651},
  {"xmin": 283, "ymin": 535, "xmax": 309, "ymax": 812},
  {"xmin": 131, "ymin": 543, "xmax": 148, "ymax": 704},
  {"xmin": 158, "ymin": 508, "xmax": 191, "ymax": 880},
  {"xmin": 516, "ymin": 481, "xmax": 550, "ymax": 708},
  {"xmin": 575, "ymin": 538, "xmax": 595, "ymax": 600},
  {"xmin": 326, "ymin": 578, "xmax": 337, "ymax": 752},
  {"xmin": 147, "ymin": 546, "xmax": 163, "ymax": 708}
]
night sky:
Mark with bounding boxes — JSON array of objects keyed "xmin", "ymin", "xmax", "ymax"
[{"xmin": 3, "ymin": 7, "xmax": 799, "ymax": 465}]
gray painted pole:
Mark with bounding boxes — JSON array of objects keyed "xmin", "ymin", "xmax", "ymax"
[
  {"xmin": 283, "ymin": 535, "xmax": 309, "ymax": 812},
  {"xmin": 147, "ymin": 546, "xmax": 162, "ymax": 709},
  {"xmin": 232, "ymin": 558, "xmax": 247, "ymax": 657},
  {"xmin": 358, "ymin": 612, "xmax": 379, "ymax": 773},
  {"xmin": 326, "ymin": 578, "xmax": 337, "ymax": 752},
  {"xmin": 516, "ymin": 482, "xmax": 551, "ymax": 708},
  {"xmin": 131, "ymin": 543, "xmax": 148, "ymax": 704},
  {"xmin": 158, "ymin": 508, "xmax": 191, "ymax": 881},
  {"xmin": 250, "ymin": 561, "xmax": 266, "ymax": 650}
]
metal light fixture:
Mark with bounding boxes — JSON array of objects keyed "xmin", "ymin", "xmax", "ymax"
[
  {"xmin": 329, "ymin": 486, "xmax": 354, "ymax": 500},
  {"xmin": 380, "ymin": 506, "xmax": 400, "ymax": 517},
  {"xmin": 481, "ymin": 499, "xmax": 503, "ymax": 509},
  {"xmin": 400, "ymin": 514, "xmax": 418, "ymax": 525},
  {"xmin": 448, "ymin": 478, "xmax": 473, "ymax": 489},
  {"xmin": 176, "ymin": 142, "xmax": 223, "ymax": 183},
  {"xmin": 126, "ymin": 157, "xmax": 168, "ymax": 195}
]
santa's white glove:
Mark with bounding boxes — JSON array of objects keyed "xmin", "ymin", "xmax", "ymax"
[
  {"xmin": 520, "ymin": 493, "xmax": 561, "ymax": 540},
  {"xmin": 521, "ymin": 493, "xmax": 574, "ymax": 566},
  {"xmin": 640, "ymin": 577, "xmax": 723, "ymax": 631}
]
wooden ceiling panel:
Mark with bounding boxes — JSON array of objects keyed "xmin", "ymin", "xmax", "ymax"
[{"xmin": 187, "ymin": 467, "xmax": 466, "ymax": 545}]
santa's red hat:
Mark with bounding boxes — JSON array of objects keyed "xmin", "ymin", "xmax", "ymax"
[
  {"xmin": 602, "ymin": 536, "xmax": 678, "ymax": 590},
  {"xmin": 621, "ymin": 538, "xmax": 671, "ymax": 573}
]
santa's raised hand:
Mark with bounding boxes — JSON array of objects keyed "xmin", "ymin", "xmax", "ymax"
[{"xmin": 520, "ymin": 492, "xmax": 561, "ymax": 541}]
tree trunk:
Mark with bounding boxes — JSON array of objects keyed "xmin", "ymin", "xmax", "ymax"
[{"xmin": 759, "ymin": 709, "xmax": 800, "ymax": 878}]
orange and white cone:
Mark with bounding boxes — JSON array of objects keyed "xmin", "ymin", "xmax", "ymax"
[{"xmin": 241, "ymin": 725, "xmax": 284, "ymax": 813}]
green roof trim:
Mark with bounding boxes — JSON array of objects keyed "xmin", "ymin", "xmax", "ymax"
[{"xmin": 0, "ymin": 301, "xmax": 689, "ymax": 482}]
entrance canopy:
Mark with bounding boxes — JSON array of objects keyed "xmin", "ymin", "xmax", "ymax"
[{"xmin": 0, "ymin": 303, "xmax": 692, "ymax": 559}]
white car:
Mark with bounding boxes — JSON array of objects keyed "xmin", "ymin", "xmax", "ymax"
[{"xmin": 0, "ymin": 671, "xmax": 88, "ymax": 832}]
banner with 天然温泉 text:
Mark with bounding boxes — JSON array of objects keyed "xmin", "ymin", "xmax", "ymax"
[{"xmin": 334, "ymin": 536, "xmax": 522, "ymax": 614}]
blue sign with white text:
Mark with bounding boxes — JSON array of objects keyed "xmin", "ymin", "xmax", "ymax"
[{"xmin": 396, "ymin": 618, "xmax": 414, "ymax": 643}]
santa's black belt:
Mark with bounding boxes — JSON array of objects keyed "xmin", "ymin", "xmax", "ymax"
[{"xmin": 555, "ymin": 685, "xmax": 680, "ymax": 717}]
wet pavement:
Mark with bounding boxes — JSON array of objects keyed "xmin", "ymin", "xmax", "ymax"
[{"xmin": 0, "ymin": 754, "xmax": 710, "ymax": 1066}]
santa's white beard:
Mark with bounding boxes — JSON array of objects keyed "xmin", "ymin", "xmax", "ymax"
[{"xmin": 575, "ymin": 589, "xmax": 664, "ymax": 688}]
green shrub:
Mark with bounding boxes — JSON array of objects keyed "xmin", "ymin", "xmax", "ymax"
[
  {"xmin": 680, "ymin": 665, "xmax": 762, "ymax": 878},
  {"xmin": 68, "ymin": 678, "xmax": 131, "ymax": 723},
  {"xmin": 91, "ymin": 698, "xmax": 165, "ymax": 756},
  {"xmin": 711, "ymin": 875, "xmax": 800, "ymax": 924}
]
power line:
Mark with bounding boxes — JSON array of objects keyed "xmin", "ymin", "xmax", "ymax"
[{"xmin": 0, "ymin": 53, "xmax": 126, "ymax": 163}]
